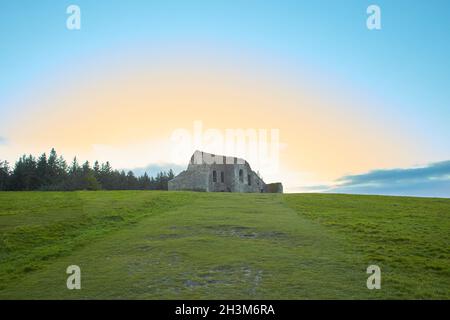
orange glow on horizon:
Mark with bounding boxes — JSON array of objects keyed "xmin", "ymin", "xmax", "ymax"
[{"xmin": 3, "ymin": 49, "xmax": 420, "ymax": 190}]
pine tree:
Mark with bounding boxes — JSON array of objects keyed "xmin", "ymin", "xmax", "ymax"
[
  {"xmin": 11, "ymin": 155, "xmax": 39, "ymax": 190},
  {"xmin": 1, "ymin": 149, "xmax": 177, "ymax": 191},
  {"xmin": 139, "ymin": 172, "xmax": 151, "ymax": 190},
  {"xmin": 126, "ymin": 171, "xmax": 138, "ymax": 189},
  {"xmin": 69, "ymin": 157, "xmax": 80, "ymax": 175},
  {"xmin": 68, "ymin": 157, "xmax": 82, "ymax": 190},
  {"xmin": 0, "ymin": 160, "xmax": 9, "ymax": 190},
  {"xmin": 82, "ymin": 161, "xmax": 90, "ymax": 174},
  {"xmin": 93, "ymin": 161, "xmax": 100, "ymax": 177},
  {"xmin": 36, "ymin": 153, "xmax": 48, "ymax": 187},
  {"xmin": 168, "ymin": 169, "xmax": 175, "ymax": 180},
  {"xmin": 47, "ymin": 148, "xmax": 58, "ymax": 185},
  {"xmin": 99, "ymin": 161, "xmax": 112, "ymax": 189},
  {"xmin": 56, "ymin": 155, "xmax": 68, "ymax": 188}
]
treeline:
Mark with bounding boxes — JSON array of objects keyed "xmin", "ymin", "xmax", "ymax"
[{"xmin": 0, "ymin": 148, "xmax": 175, "ymax": 191}]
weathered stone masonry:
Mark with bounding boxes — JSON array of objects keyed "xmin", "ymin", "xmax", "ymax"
[{"xmin": 168, "ymin": 151, "xmax": 283, "ymax": 193}]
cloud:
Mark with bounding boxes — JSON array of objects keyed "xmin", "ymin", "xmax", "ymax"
[
  {"xmin": 124, "ymin": 163, "xmax": 185, "ymax": 178},
  {"xmin": 326, "ymin": 160, "xmax": 450, "ymax": 198},
  {"xmin": 294, "ymin": 161, "xmax": 450, "ymax": 198},
  {"xmin": 336, "ymin": 161, "xmax": 450, "ymax": 185}
]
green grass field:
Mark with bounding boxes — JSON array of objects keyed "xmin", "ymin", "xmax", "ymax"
[{"xmin": 0, "ymin": 191, "xmax": 448, "ymax": 299}]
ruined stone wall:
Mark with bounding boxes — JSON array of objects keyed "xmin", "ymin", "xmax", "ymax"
[
  {"xmin": 167, "ymin": 165, "xmax": 210, "ymax": 191},
  {"xmin": 264, "ymin": 182, "xmax": 283, "ymax": 193},
  {"xmin": 229, "ymin": 163, "xmax": 264, "ymax": 193},
  {"xmin": 203, "ymin": 162, "xmax": 265, "ymax": 193},
  {"xmin": 168, "ymin": 151, "xmax": 282, "ymax": 193}
]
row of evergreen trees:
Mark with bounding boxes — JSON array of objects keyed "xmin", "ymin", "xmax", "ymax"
[{"xmin": 0, "ymin": 149, "xmax": 175, "ymax": 191}]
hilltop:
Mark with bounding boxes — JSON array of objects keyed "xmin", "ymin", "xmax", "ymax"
[{"xmin": 0, "ymin": 191, "xmax": 448, "ymax": 299}]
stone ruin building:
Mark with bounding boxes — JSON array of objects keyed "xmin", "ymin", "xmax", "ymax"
[{"xmin": 168, "ymin": 150, "xmax": 283, "ymax": 193}]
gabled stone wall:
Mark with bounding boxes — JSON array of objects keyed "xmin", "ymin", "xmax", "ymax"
[{"xmin": 168, "ymin": 151, "xmax": 282, "ymax": 193}]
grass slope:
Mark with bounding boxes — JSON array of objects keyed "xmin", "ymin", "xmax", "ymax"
[{"xmin": 0, "ymin": 191, "xmax": 448, "ymax": 299}]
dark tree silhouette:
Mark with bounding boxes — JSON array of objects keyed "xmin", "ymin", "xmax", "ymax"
[{"xmin": 0, "ymin": 149, "xmax": 175, "ymax": 191}]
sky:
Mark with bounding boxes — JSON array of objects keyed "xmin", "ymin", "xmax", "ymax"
[{"xmin": 0, "ymin": 0, "xmax": 449, "ymax": 196}]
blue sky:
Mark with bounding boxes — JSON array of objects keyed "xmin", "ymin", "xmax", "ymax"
[
  {"xmin": 0, "ymin": 0, "xmax": 449, "ymax": 196},
  {"xmin": 2, "ymin": 1, "xmax": 450, "ymax": 127}
]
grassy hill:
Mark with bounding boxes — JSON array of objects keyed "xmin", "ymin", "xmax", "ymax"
[{"xmin": 0, "ymin": 191, "xmax": 448, "ymax": 299}]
